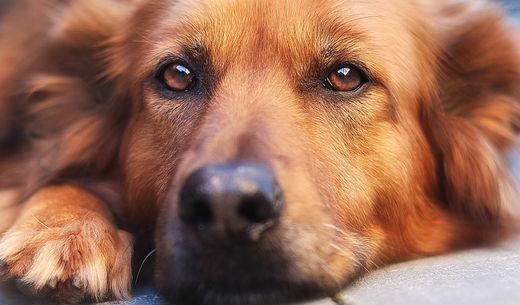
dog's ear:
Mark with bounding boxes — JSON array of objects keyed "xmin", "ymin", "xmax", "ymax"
[
  {"xmin": 426, "ymin": 0, "xmax": 520, "ymax": 226},
  {"xmin": 9, "ymin": 1, "xmax": 136, "ymax": 192}
]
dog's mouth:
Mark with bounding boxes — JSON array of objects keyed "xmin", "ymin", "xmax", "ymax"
[
  {"xmin": 164, "ymin": 281, "xmax": 323, "ymax": 305},
  {"xmin": 155, "ymin": 245, "xmax": 330, "ymax": 305}
]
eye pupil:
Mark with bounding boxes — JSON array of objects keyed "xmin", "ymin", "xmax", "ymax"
[
  {"xmin": 326, "ymin": 65, "xmax": 365, "ymax": 92},
  {"xmin": 161, "ymin": 63, "xmax": 195, "ymax": 92}
]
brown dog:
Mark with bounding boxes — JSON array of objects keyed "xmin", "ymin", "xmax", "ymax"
[{"xmin": 1, "ymin": 0, "xmax": 520, "ymax": 304}]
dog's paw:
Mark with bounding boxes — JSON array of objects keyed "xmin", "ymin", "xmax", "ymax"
[{"xmin": 0, "ymin": 217, "xmax": 133, "ymax": 304}]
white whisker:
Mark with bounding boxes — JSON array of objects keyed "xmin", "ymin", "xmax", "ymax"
[
  {"xmin": 324, "ymin": 223, "xmax": 371, "ymax": 273},
  {"xmin": 134, "ymin": 248, "xmax": 157, "ymax": 285},
  {"xmin": 32, "ymin": 215, "xmax": 50, "ymax": 229}
]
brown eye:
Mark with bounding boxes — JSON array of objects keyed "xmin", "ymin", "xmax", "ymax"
[
  {"xmin": 160, "ymin": 62, "xmax": 195, "ymax": 91},
  {"xmin": 325, "ymin": 66, "xmax": 366, "ymax": 92}
]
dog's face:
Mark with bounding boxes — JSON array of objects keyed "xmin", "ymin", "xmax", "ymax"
[
  {"xmin": 0, "ymin": 0, "xmax": 518, "ymax": 304},
  {"xmin": 109, "ymin": 0, "xmax": 520, "ymax": 303}
]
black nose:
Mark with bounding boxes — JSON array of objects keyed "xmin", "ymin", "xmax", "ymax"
[{"xmin": 179, "ymin": 162, "xmax": 284, "ymax": 244}]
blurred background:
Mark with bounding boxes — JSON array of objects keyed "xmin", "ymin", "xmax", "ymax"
[{"xmin": 502, "ymin": 0, "xmax": 520, "ymax": 20}]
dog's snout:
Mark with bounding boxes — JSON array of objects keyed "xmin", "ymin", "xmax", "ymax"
[{"xmin": 179, "ymin": 162, "xmax": 284, "ymax": 243}]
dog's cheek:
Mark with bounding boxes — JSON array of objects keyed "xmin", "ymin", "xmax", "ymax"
[
  {"xmin": 296, "ymin": 125, "xmax": 406, "ymax": 276},
  {"xmin": 122, "ymin": 98, "xmax": 201, "ymax": 226},
  {"xmin": 122, "ymin": 120, "xmax": 172, "ymax": 227}
]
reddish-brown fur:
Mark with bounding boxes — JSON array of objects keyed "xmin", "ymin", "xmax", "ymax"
[{"xmin": 0, "ymin": 0, "xmax": 519, "ymax": 304}]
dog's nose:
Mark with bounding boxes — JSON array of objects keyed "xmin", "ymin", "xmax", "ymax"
[{"xmin": 179, "ymin": 162, "xmax": 284, "ymax": 244}]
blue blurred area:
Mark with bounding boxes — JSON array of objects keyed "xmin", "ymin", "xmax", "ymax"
[{"xmin": 501, "ymin": 0, "xmax": 520, "ymax": 21}]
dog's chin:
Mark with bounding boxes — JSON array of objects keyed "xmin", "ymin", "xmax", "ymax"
[
  {"xmin": 156, "ymin": 273, "xmax": 327, "ymax": 305},
  {"xmin": 160, "ymin": 278, "xmax": 326, "ymax": 305},
  {"xmin": 154, "ymin": 246, "xmax": 336, "ymax": 305}
]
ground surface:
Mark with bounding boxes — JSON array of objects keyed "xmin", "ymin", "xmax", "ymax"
[{"xmin": 1, "ymin": 1, "xmax": 520, "ymax": 305}]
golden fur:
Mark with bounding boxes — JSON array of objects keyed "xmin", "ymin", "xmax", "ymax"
[{"xmin": 0, "ymin": 0, "xmax": 519, "ymax": 304}]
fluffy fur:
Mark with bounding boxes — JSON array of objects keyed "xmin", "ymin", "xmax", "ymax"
[{"xmin": 0, "ymin": 0, "xmax": 519, "ymax": 304}]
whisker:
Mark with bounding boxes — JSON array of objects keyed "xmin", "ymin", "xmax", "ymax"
[
  {"xmin": 328, "ymin": 242, "xmax": 369, "ymax": 272},
  {"xmin": 134, "ymin": 248, "xmax": 157, "ymax": 285},
  {"xmin": 324, "ymin": 223, "xmax": 371, "ymax": 273},
  {"xmin": 32, "ymin": 215, "xmax": 50, "ymax": 229},
  {"xmin": 324, "ymin": 223, "xmax": 351, "ymax": 237}
]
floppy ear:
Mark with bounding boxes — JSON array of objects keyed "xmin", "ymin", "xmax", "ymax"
[
  {"xmin": 426, "ymin": 0, "xmax": 520, "ymax": 226},
  {"xmin": 9, "ymin": 1, "xmax": 134, "ymax": 192}
]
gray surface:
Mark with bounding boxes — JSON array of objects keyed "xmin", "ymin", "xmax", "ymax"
[{"xmin": 335, "ymin": 236, "xmax": 520, "ymax": 305}]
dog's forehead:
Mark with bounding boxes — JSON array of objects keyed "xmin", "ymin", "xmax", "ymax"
[{"xmin": 148, "ymin": 0, "xmax": 406, "ymax": 58}]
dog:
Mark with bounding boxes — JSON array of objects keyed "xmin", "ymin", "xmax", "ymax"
[{"xmin": 0, "ymin": 0, "xmax": 520, "ymax": 304}]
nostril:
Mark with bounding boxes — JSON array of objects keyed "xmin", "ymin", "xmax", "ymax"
[
  {"xmin": 238, "ymin": 194, "xmax": 274, "ymax": 223},
  {"xmin": 180, "ymin": 197, "xmax": 213, "ymax": 229}
]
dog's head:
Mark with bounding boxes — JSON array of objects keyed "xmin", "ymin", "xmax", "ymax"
[{"xmin": 103, "ymin": 0, "xmax": 520, "ymax": 303}]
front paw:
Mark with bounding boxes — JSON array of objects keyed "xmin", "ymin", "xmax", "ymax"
[{"xmin": 0, "ymin": 217, "xmax": 133, "ymax": 304}]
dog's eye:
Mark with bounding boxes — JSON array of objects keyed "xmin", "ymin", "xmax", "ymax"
[
  {"xmin": 325, "ymin": 66, "xmax": 366, "ymax": 92},
  {"xmin": 159, "ymin": 62, "xmax": 195, "ymax": 92}
]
